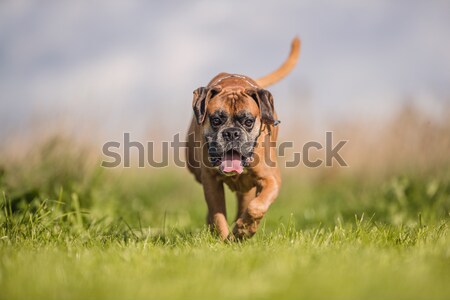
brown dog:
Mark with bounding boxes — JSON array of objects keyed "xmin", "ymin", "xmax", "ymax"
[{"xmin": 186, "ymin": 37, "xmax": 301, "ymax": 240}]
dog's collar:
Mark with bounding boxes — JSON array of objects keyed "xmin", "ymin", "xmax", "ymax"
[{"xmin": 211, "ymin": 74, "xmax": 259, "ymax": 89}]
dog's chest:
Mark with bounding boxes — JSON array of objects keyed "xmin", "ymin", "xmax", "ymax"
[{"xmin": 219, "ymin": 173, "xmax": 257, "ymax": 192}]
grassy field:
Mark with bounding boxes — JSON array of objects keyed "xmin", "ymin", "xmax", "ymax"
[{"xmin": 0, "ymin": 139, "xmax": 449, "ymax": 299}]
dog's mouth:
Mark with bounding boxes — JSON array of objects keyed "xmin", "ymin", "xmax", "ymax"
[
  {"xmin": 209, "ymin": 149, "xmax": 252, "ymax": 175},
  {"xmin": 220, "ymin": 149, "xmax": 244, "ymax": 175}
]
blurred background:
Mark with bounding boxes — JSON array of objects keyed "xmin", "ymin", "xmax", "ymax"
[
  {"xmin": 0, "ymin": 1, "xmax": 449, "ymax": 227},
  {"xmin": 2, "ymin": 1, "xmax": 449, "ymax": 138}
]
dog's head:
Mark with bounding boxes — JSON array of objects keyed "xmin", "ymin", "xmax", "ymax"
[{"xmin": 192, "ymin": 84, "xmax": 276, "ymax": 175}]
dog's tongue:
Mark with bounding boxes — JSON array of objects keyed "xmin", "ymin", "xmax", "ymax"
[{"xmin": 220, "ymin": 151, "xmax": 243, "ymax": 174}]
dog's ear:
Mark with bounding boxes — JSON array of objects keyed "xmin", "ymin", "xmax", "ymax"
[
  {"xmin": 246, "ymin": 88, "xmax": 275, "ymax": 125},
  {"xmin": 192, "ymin": 86, "xmax": 222, "ymax": 125}
]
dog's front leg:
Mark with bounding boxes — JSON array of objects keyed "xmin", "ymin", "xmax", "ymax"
[
  {"xmin": 201, "ymin": 171, "xmax": 229, "ymax": 240},
  {"xmin": 233, "ymin": 176, "xmax": 280, "ymax": 239}
]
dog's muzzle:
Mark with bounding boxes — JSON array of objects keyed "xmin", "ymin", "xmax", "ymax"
[{"xmin": 208, "ymin": 143, "xmax": 254, "ymax": 175}]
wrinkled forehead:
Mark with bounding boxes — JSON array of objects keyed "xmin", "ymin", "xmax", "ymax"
[{"xmin": 207, "ymin": 90, "xmax": 259, "ymax": 116}]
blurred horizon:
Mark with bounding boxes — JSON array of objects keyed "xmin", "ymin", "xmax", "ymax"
[{"xmin": 1, "ymin": 1, "xmax": 450, "ymax": 144}]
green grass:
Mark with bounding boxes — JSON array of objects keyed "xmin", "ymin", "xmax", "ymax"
[
  {"xmin": 1, "ymin": 222, "xmax": 448, "ymax": 300},
  {"xmin": 0, "ymin": 140, "xmax": 449, "ymax": 299}
]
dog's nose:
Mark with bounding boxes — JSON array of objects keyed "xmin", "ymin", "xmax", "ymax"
[{"xmin": 222, "ymin": 128, "xmax": 241, "ymax": 141}]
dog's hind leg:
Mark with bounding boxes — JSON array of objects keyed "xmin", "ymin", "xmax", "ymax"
[{"xmin": 235, "ymin": 187, "xmax": 257, "ymax": 222}]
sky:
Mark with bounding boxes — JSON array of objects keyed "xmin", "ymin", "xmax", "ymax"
[{"xmin": 1, "ymin": 0, "xmax": 449, "ymax": 142}]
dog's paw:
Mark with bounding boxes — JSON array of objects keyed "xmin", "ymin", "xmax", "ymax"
[{"xmin": 232, "ymin": 213, "xmax": 260, "ymax": 240}]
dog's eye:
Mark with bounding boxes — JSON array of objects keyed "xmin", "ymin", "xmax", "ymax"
[
  {"xmin": 211, "ymin": 117, "xmax": 222, "ymax": 126},
  {"xmin": 244, "ymin": 119, "xmax": 254, "ymax": 127}
]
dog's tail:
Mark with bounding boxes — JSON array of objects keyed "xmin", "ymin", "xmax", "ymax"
[{"xmin": 256, "ymin": 37, "xmax": 301, "ymax": 88}]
